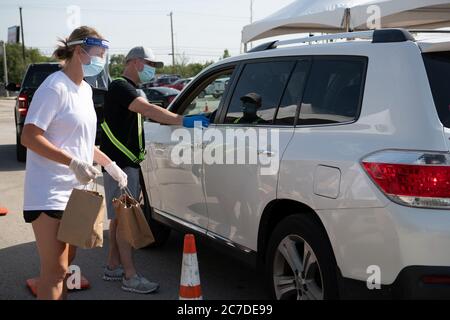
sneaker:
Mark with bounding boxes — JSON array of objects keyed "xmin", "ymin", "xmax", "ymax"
[
  {"xmin": 103, "ymin": 266, "xmax": 124, "ymax": 281},
  {"xmin": 121, "ymin": 274, "xmax": 159, "ymax": 294}
]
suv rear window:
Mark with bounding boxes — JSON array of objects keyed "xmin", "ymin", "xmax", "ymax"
[
  {"xmin": 299, "ymin": 58, "xmax": 366, "ymax": 125},
  {"xmin": 423, "ymin": 52, "xmax": 450, "ymax": 128},
  {"xmin": 22, "ymin": 64, "xmax": 61, "ymax": 88}
]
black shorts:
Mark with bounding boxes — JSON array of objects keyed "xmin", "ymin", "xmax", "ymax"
[{"xmin": 23, "ymin": 210, "xmax": 64, "ymax": 223}]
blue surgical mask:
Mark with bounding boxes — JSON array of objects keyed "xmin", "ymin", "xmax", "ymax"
[
  {"xmin": 242, "ymin": 102, "xmax": 258, "ymax": 114},
  {"xmin": 138, "ymin": 64, "xmax": 156, "ymax": 83},
  {"xmin": 81, "ymin": 49, "xmax": 106, "ymax": 77}
]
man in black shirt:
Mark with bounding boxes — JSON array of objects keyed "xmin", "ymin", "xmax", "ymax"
[{"xmin": 100, "ymin": 46, "xmax": 208, "ymax": 294}]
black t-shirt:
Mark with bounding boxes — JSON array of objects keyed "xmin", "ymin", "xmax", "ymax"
[{"xmin": 100, "ymin": 77, "xmax": 142, "ymax": 169}]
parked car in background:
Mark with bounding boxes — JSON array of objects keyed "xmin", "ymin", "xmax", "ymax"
[
  {"xmin": 200, "ymin": 77, "xmax": 230, "ymax": 98},
  {"xmin": 7, "ymin": 62, "xmax": 110, "ymax": 162},
  {"xmin": 143, "ymin": 87, "xmax": 180, "ymax": 108},
  {"xmin": 167, "ymin": 78, "xmax": 192, "ymax": 91},
  {"xmin": 153, "ymin": 75, "xmax": 181, "ymax": 87},
  {"xmin": 141, "ymin": 29, "xmax": 450, "ymax": 300}
]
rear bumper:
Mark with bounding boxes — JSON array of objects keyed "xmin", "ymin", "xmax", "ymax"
[
  {"xmin": 339, "ymin": 266, "xmax": 450, "ymax": 299},
  {"xmin": 319, "ymin": 203, "xmax": 450, "ymax": 284}
]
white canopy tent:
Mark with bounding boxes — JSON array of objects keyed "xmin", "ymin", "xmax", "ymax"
[{"xmin": 242, "ymin": 0, "xmax": 450, "ymax": 46}]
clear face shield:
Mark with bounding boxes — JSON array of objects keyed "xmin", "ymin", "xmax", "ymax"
[{"xmin": 67, "ymin": 37, "xmax": 110, "ymax": 89}]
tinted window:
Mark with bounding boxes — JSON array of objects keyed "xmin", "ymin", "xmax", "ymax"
[
  {"xmin": 423, "ymin": 52, "xmax": 450, "ymax": 128},
  {"xmin": 275, "ymin": 60, "xmax": 310, "ymax": 125},
  {"xmin": 298, "ymin": 58, "xmax": 365, "ymax": 125},
  {"xmin": 224, "ymin": 61, "xmax": 295, "ymax": 125}
]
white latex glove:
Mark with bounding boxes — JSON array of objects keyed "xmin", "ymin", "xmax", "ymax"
[
  {"xmin": 69, "ymin": 158, "xmax": 100, "ymax": 185},
  {"xmin": 104, "ymin": 161, "xmax": 128, "ymax": 189}
]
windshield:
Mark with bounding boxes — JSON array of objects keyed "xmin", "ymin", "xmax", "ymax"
[{"xmin": 423, "ymin": 51, "xmax": 450, "ymax": 128}]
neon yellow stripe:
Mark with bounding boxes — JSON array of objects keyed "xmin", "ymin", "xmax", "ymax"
[
  {"xmin": 101, "ymin": 121, "xmax": 139, "ymax": 163},
  {"xmin": 103, "ymin": 76, "xmax": 146, "ymax": 163},
  {"xmin": 138, "ymin": 113, "xmax": 143, "ymax": 151}
]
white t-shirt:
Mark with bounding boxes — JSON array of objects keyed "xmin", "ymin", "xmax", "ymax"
[{"xmin": 23, "ymin": 71, "xmax": 97, "ymax": 211}]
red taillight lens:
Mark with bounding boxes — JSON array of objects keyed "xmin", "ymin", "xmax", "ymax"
[
  {"xmin": 422, "ymin": 275, "xmax": 450, "ymax": 285},
  {"xmin": 361, "ymin": 151, "xmax": 450, "ymax": 209},
  {"xmin": 18, "ymin": 94, "xmax": 28, "ymax": 116},
  {"xmin": 362, "ymin": 163, "xmax": 450, "ymax": 198}
]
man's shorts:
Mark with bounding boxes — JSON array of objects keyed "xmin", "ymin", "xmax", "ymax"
[{"xmin": 103, "ymin": 166, "xmax": 141, "ymax": 220}]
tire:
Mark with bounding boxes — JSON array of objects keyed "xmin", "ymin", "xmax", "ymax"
[
  {"xmin": 16, "ymin": 126, "xmax": 26, "ymax": 162},
  {"xmin": 265, "ymin": 215, "xmax": 339, "ymax": 300}
]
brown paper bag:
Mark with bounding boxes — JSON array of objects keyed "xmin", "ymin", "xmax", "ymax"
[
  {"xmin": 57, "ymin": 188, "xmax": 105, "ymax": 249},
  {"xmin": 113, "ymin": 194, "xmax": 154, "ymax": 249}
]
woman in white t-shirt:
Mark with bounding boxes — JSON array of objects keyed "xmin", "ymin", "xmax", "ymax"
[{"xmin": 21, "ymin": 26, "xmax": 127, "ymax": 300}]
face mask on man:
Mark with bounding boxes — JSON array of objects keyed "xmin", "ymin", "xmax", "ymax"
[
  {"xmin": 242, "ymin": 102, "xmax": 258, "ymax": 115},
  {"xmin": 80, "ymin": 48, "xmax": 106, "ymax": 77},
  {"xmin": 138, "ymin": 64, "xmax": 156, "ymax": 83}
]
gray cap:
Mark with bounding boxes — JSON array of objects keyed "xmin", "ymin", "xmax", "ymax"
[
  {"xmin": 240, "ymin": 92, "xmax": 262, "ymax": 107},
  {"xmin": 125, "ymin": 46, "xmax": 164, "ymax": 68}
]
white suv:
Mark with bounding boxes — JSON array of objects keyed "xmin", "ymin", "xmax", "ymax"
[{"xmin": 140, "ymin": 29, "xmax": 450, "ymax": 299}]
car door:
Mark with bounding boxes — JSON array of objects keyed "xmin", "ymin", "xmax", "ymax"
[
  {"xmin": 203, "ymin": 59, "xmax": 311, "ymax": 251},
  {"xmin": 142, "ymin": 66, "xmax": 237, "ymax": 230}
]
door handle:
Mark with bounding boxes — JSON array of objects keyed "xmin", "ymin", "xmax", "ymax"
[
  {"xmin": 201, "ymin": 139, "xmax": 214, "ymax": 148},
  {"xmin": 258, "ymin": 150, "xmax": 275, "ymax": 157}
]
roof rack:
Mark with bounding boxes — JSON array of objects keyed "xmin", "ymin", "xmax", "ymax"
[
  {"xmin": 248, "ymin": 28, "xmax": 415, "ymax": 53},
  {"xmin": 409, "ymin": 29, "xmax": 450, "ymax": 34}
]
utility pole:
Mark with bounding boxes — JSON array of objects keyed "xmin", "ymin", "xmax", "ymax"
[
  {"xmin": 169, "ymin": 12, "xmax": 175, "ymax": 70},
  {"xmin": 249, "ymin": 0, "xmax": 254, "ymax": 49},
  {"xmin": 19, "ymin": 7, "xmax": 26, "ymax": 62},
  {"xmin": 1, "ymin": 41, "xmax": 9, "ymax": 97},
  {"xmin": 250, "ymin": 0, "xmax": 254, "ymax": 24}
]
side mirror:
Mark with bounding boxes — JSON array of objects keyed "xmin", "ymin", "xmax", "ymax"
[{"xmin": 6, "ymin": 83, "xmax": 20, "ymax": 92}]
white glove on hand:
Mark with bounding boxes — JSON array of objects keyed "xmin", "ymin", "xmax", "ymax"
[
  {"xmin": 104, "ymin": 161, "xmax": 128, "ymax": 189},
  {"xmin": 69, "ymin": 158, "xmax": 100, "ymax": 185}
]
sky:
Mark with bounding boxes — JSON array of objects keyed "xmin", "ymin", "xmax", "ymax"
[{"xmin": 0, "ymin": 0, "xmax": 295, "ymax": 65}]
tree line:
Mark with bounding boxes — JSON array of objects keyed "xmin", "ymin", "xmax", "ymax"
[{"xmin": 1, "ymin": 45, "xmax": 232, "ymax": 85}]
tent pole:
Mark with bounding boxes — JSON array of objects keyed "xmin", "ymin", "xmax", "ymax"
[{"xmin": 344, "ymin": 8, "xmax": 351, "ymax": 32}]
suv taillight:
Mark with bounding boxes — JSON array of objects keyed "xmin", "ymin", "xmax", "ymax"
[
  {"xmin": 18, "ymin": 93, "xmax": 28, "ymax": 116},
  {"xmin": 361, "ymin": 150, "xmax": 450, "ymax": 209}
]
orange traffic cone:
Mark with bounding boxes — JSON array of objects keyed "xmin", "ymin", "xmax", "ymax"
[
  {"xmin": 26, "ymin": 275, "xmax": 90, "ymax": 297},
  {"xmin": 203, "ymin": 103, "xmax": 209, "ymax": 113},
  {"xmin": 0, "ymin": 206, "xmax": 8, "ymax": 216},
  {"xmin": 179, "ymin": 234, "xmax": 202, "ymax": 300}
]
